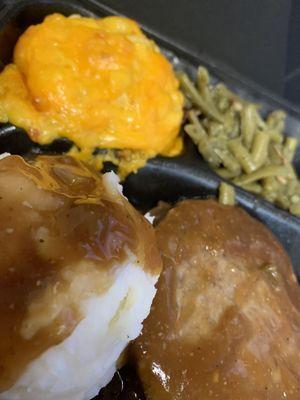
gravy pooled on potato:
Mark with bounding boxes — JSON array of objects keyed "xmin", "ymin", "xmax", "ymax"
[
  {"xmin": 0, "ymin": 155, "xmax": 160, "ymax": 393},
  {"xmin": 133, "ymin": 199, "xmax": 300, "ymax": 399}
]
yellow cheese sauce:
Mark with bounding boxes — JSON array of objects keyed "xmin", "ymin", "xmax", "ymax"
[{"xmin": 0, "ymin": 14, "xmax": 183, "ymax": 177}]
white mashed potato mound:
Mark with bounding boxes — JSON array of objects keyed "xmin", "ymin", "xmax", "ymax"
[
  {"xmin": 2, "ymin": 261, "xmax": 157, "ymax": 400},
  {"xmin": 0, "ymin": 168, "xmax": 160, "ymax": 400}
]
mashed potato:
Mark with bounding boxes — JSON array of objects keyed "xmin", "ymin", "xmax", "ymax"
[
  {"xmin": 0, "ymin": 14, "xmax": 183, "ymax": 176},
  {"xmin": 0, "ymin": 155, "xmax": 161, "ymax": 400}
]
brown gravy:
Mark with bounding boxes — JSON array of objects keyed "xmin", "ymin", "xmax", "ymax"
[
  {"xmin": 0, "ymin": 155, "xmax": 159, "ymax": 391},
  {"xmin": 133, "ymin": 199, "xmax": 300, "ymax": 399}
]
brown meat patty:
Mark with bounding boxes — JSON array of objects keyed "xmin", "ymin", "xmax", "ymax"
[{"xmin": 133, "ymin": 199, "xmax": 300, "ymax": 400}]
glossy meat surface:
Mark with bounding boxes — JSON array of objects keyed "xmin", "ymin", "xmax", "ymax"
[{"xmin": 133, "ymin": 199, "xmax": 300, "ymax": 399}]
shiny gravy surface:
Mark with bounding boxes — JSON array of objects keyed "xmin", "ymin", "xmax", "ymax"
[
  {"xmin": 0, "ymin": 155, "xmax": 159, "ymax": 391},
  {"xmin": 133, "ymin": 199, "xmax": 300, "ymax": 399}
]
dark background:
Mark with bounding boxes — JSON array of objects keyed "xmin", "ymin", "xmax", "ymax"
[{"xmin": 101, "ymin": 0, "xmax": 300, "ymax": 106}]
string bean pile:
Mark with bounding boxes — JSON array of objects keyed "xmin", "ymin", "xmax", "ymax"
[{"xmin": 178, "ymin": 67, "xmax": 300, "ymax": 216}]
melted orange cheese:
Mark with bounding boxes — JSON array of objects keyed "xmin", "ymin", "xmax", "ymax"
[{"xmin": 0, "ymin": 14, "xmax": 183, "ymax": 174}]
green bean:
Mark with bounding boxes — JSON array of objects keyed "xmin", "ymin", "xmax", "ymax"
[
  {"xmin": 197, "ymin": 136, "xmax": 221, "ymax": 168},
  {"xmin": 219, "ymin": 182, "xmax": 236, "ymax": 205},
  {"xmin": 251, "ymin": 131, "xmax": 270, "ymax": 167},
  {"xmin": 269, "ymin": 143, "xmax": 284, "ymax": 165},
  {"xmin": 228, "ymin": 139, "xmax": 257, "ymax": 174},
  {"xmin": 215, "ymin": 87, "xmax": 230, "ymax": 112},
  {"xmin": 234, "ymin": 165, "xmax": 294, "ymax": 186},
  {"xmin": 197, "ymin": 67, "xmax": 226, "ymax": 124},
  {"xmin": 268, "ymin": 129, "xmax": 283, "ymax": 143},
  {"xmin": 226, "ymin": 118, "xmax": 240, "ymax": 139},
  {"xmin": 290, "ymin": 203, "xmax": 300, "ymax": 216},
  {"xmin": 290, "ymin": 194, "xmax": 300, "ymax": 204},
  {"xmin": 255, "ymin": 110, "xmax": 267, "ymax": 130},
  {"xmin": 240, "ymin": 105, "xmax": 256, "ymax": 149},
  {"xmin": 262, "ymin": 177, "xmax": 279, "ymax": 193},
  {"xmin": 208, "ymin": 121, "xmax": 224, "ymax": 137},
  {"xmin": 285, "ymin": 165, "xmax": 297, "ymax": 180},
  {"xmin": 215, "ymin": 83, "xmax": 251, "ymax": 107},
  {"xmin": 263, "ymin": 190, "xmax": 277, "ymax": 203},
  {"xmin": 267, "ymin": 110, "xmax": 286, "ymax": 133},
  {"xmin": 197, "ymin": 66, "xmax": 210, "ymax": 92},
  {"xmin": 184, "ymin": 124, "xmax": 204, "ymax": 144},
  {"xmin": 283, "ymin": 136, "xmax": 298, "ymax": 163},
  {"xmin": 216, "ymin": 168, "xmax": 239, "ymax": 179},
  {"xmin": 214, "ymin": 149, "xmax": 241, "ymax": 174},
  {"xmin": 287, "ymin": 179, "xmax": 299, "ymax": 197},
  {"xmin": 177, "ymin": 72, "xmax": 224, "ymax": 122},
  {"xmin": 239, "ymin": 182, "xmax": 262, "ymax": 194},
  {"xmin": 277, "ymin": 194, "xmax": 290, "ymax": 209},
  {"xmin": 187, "ymin": 110, "xmax": 201, "ymax": 126},
  {"xmin": 185, "ymin": 123, "xmax": 221, "ymax": 168}
]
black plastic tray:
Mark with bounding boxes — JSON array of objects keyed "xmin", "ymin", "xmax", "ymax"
[
  {"xmin": 0, "ymin": 0, "xmax": 299, "ymax": 273},
  {"xmin": 0, "ymin": 1, "xmax": 299, "ymax": 399}
]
